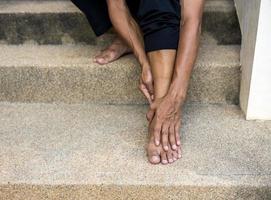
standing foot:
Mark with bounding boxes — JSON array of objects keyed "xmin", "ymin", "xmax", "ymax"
[{"xmin": 94, "ymin": 36, "xmax": 131, "ymax": 65}]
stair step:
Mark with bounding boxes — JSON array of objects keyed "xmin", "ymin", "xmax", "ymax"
[
  {"xmin": 0, "ymin": 43, "xmax": 240, "ymax": 104},
  {"xmin": 0, "ymin": 102, "xmax": 270, "ymax": 199},
  {"xmin": 0, "ymin": 0, "xmax": 241, "ymax": 45}
]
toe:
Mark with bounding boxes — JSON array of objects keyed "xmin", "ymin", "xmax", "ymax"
[
  {"xmin": 97, "ymin": 55, "xmax": 110, "ymax": 65},
  {"xmin": 172, "ymin": 151, "xmax": 178, "ymax": 161},
  {"xmin": 95, "ymin": 50, "xmax": 111, "ymax": 65},
  {"xmin": 177, "ymin": 147, "xmax": 182, "ymax": 159},
  {"xmin": 149, "ymin": 155, "xmax": 160, "ymax": 164},
  {"xmin": 161, "ymin": 151, "xmax": 168, "ymax": 165},
  {"xmin": 147, "ymin": 142, "xmax": 161, "ymax": 165},
  {"xmin": 167, "ymin": 151, "xmax": 174, "ymax": 164},
  {"xmin": 96, "ymin": 58, "xmax": 105, "ymax": 64}
]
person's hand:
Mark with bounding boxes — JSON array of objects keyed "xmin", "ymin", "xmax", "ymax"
[
  {"xmin": 147, "ymin": 95, "xmax": 183, "ymax": 151},
  {"xmin": 139, "ymin": 66, "xmax": 154, "ymax": 104}
]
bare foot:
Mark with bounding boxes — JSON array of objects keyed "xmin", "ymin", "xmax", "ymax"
[
  {"xmin": 147, "ymin": 136, "xmax": 181, "ymax": 165},
  {"xmin": 94, "ymin": 36, "xmax": 131, "ymax": 65}
]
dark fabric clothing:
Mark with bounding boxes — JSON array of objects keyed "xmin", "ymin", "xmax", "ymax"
[{"xmin": 71, "ymin": 0, "xmax": 181, "ymax": 52}]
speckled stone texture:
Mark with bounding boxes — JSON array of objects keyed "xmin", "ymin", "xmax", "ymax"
[
  {"xmin": 0, "ymin": 43, "xmax": 240, "ymax": 104},
  {"xmin": 0, "ymin": 0, "xmax": 241, "ymax": 45},
  {"xmin": 0, "ymin": 103, "xmax": 271, "ymax": 199}
]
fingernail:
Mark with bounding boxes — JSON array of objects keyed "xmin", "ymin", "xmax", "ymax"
[{"xmin": 172, "ymin": 145, "xmax": 177, "ymax": 150}]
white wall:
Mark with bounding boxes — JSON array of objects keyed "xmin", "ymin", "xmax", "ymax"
[{"xmin": 234, "ymin": 0, "xmax": 271, "ymax": 120}]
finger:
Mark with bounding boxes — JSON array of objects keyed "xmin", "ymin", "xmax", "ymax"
[
  {"xmin": 169, "ymin": 124, "xmax": 177, "ymax": 150},
  {"xmin": 175, "ymin": 122, "xmax": 181, "ymax": 146},
  {"xmin": 153, "ymin": 119, "xmax": 162, "ymax": 146},
  {"xmin": 139, "ymin": 84, "xmax": 152, "ymax": 104},
  {"xmin": 146, "ymin": 81, "xmax": 154, "ymax": 101},
  {"xmin": 162, "ymin": 123, "xmax": 170, "ymax": 151}
]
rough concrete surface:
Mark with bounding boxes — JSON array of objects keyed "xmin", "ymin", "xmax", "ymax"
[
  {"xmin": 0, "ymin": 102, "xmax": 270, "ymax": 199},
  {"xmin": 0, "ymin": 44, "xmax": 240, "ymax": 104}
]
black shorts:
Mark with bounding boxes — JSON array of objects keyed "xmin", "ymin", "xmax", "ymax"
[{"xmin": 71, "ymin": 0, "xmax": 181, "ymax": 52}]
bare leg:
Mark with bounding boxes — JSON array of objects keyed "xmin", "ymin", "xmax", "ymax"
[
  {"xmin": 147, "ymin": 50, "xmax": 181, "ymax": 165},
  {"xmin": 94, "ymin": 34, "xmax": 132, "ymax": 65}
]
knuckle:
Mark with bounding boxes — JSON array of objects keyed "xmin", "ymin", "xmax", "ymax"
[{"xmin": 138, "ymin": 84, "xmax": 144, "ymax": 90}]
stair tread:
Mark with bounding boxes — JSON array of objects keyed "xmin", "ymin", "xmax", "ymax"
[
  {"xmin": 0, "ymin": 44, "xmax": 240, "ymax": 69},
  {"xmin": 0, "ymin": 0, "xmax": 235, "ymax": 14},
  {"xmin": 0, "ymin": 43, "xmax": 241, "ymax": 104},
  {"xmin": 0, "ymin": 102, "xmax": 271, "ymax": 186}
]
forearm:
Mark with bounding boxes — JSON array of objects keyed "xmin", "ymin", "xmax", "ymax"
[
  {"xmin": 106, "ymin": 0, "xmax": 149, "ymax": 69},
  {"xmin": 168, "ymin": 20, "xmax": 202, "ymax": 104}
]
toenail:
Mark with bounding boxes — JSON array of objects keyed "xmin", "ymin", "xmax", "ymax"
[
  {"xmin": 178, "ymin": 154, "xmax": 182, "ymax": 158},
  {"xmin": 162, "ymin": 160, "xmax": 168, "ymax": 164},
  {"xmin": 177, "ymin": 141, "xmax": 181, "ymax": 145},
  {"xmin": 164, "ymin": 146, "xmax": 168, "ymax": 151},
  {"xmin": 172, "ymin": 145, "xmax": 177, "ymax": 150},
  {"xmin": 169, "ymin": 159, "xmax": 173, "ymax": 163},
  {"xmin": 152, "ymin": 156, "xmax": 159, "ymax": 162},
  {"xmin": 173, "ymin": 157, "xmax": 177, "ymax": 161}
]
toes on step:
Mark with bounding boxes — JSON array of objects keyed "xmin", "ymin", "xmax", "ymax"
[{"xmin": 149, "ymin": 156, "xmax": 160, "ymax": 164}]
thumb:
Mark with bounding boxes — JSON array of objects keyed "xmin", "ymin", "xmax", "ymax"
[
  {"xmin": 139, "ymin": 83, "xmax": 152, "ymax": 104},
  {"xmin": 146, "ymin": 81, "xmax": 154, "ymax": 101},
  {"xmin": 146, "ymin": 101, "xmax": 158, "ymax": 122},
  {"xmin": 146, "ymin": 107, "xmax": 155, "ymax": 122}
]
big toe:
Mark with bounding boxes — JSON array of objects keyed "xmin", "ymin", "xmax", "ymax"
[
  {"xmin": 147, "ymin": 143, "xmax": 161, "ymax": 165},
  {"xmin": 149, "ymin": 155, "xmax": 160, "ymax": 164},
  {"xmin": 95, "ymin": 55, "xmax": 109, "ymax": 65}
]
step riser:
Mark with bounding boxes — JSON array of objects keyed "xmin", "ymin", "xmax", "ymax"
[
  {"xmin": 0, "ymin": 11, "xmax": 241, "ymax": 45},
  {"xmin": 0, "ymin": 13, "xmax": 97, "ymax": 45},
  {"xmin": 0, "ymin": 62, "xmax": 240, "ymax": 105},
  {"xmin": 1, "ymin": 185, "xmax": 270, "ymax": 200}
]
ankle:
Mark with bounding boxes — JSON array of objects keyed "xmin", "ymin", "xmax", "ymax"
[{"xmin": 153, "ymin": 96, "xmax": 165, "ymax": 104}]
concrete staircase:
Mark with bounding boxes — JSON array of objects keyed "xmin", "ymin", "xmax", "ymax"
[{"xmin": 0, "ymin": 0, "xmax": 270, "ymax": 199}]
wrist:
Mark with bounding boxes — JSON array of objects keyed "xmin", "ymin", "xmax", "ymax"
[
  {"xmin": 142, "ymin": 62, "xmax": 151, "ymax": 71},
  {"xmin": 168, "ymin": 80, "xmax": 186, "ymax": 105}
]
